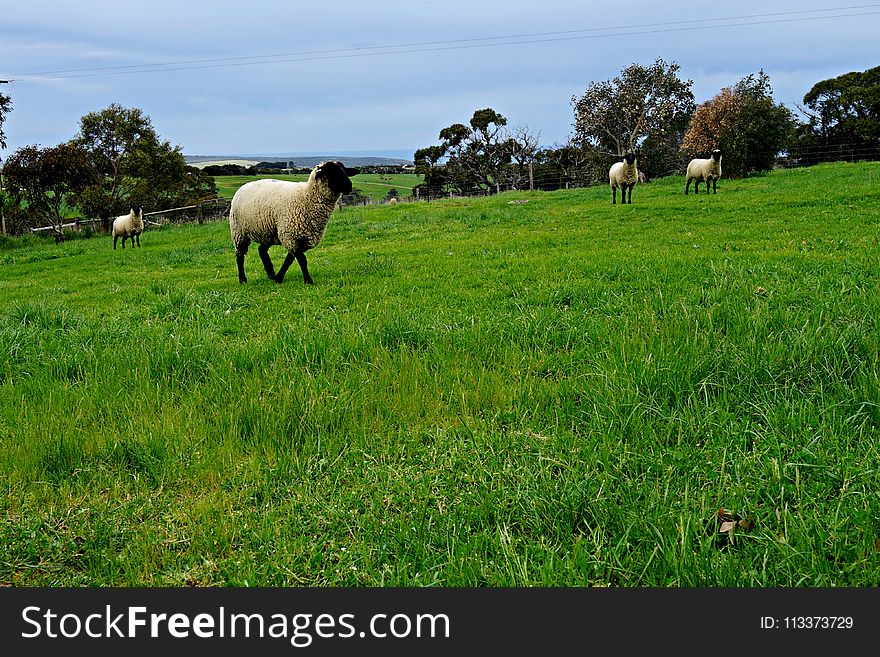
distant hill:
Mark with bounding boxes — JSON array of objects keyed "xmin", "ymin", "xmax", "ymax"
[{"xmin": 186, "ymin": 152, "xmax": 414, "ymax": 168}]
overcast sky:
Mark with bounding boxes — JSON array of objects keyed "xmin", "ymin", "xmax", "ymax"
[{"xmin": 1, "ymin": 1, "xmax": 878, "ymax": 160}]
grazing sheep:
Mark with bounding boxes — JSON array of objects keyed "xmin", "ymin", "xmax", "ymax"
[
  {"xmin": 229, "ymin": 160, "xmax": 354, "ymax": 284},
  {"xmin": 112, "ymin": 206, "xmax": 144, "ymax": 250},
  {"xmin": 609, "ymin": 152, "xmax": 638, "ymax": 204},
  {"xmin": 685, "ymin": 149, "xmax": 722, "ymax": 195}
]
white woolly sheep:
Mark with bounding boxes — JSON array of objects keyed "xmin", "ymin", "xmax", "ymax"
[
  {"xmin": 112, "ymin": 206, "xmax": 144, "ymax": 250},
  {"xmin": 609, "ymin": 152, "xmax": 638, "ymax": 204},
  {"xmin": 685, "ymin": 149, "xmax": 722, "ymax": 195},
  {"xmin": 229, "ymin": 160, "xmax": 355, "ymax": 284}
]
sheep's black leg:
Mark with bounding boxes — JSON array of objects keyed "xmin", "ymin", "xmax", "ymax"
[
  {"xmin": 612, "ymin": 187, "xmax": 617, "ymax": 204},
  {"xmin": 295, "ymin": 251, "xmax": 314, "ymax": 285},
  {"xmin": 235, "ymin": 240, "xmax": 249, "ymax": 283},
  {"xmin": 258, "ymin": 243, "xmax": 277, "ymax": 281},
  {"xmin": 121, "ymin": 235, "xmax": 127, "ymax": 249},
  {"xmin": 236, "ymin": 253, "xmax": 248, "ymax": 283},
  {"xmin": 274, "ymin": 252, "xmax": 296, "ymax": 284},
  {"xmin": 626, "ymin": 185, "xmax": 632, "ymax": 204},
  {"xmin": 684, "ymin": 179, "xmax": 690, "ymax": 195},
  {"xmin": 113, "ymin": 235, "xmax": 118, "ymax": 250},
  {"xmin": 135, "ymin": 234, "xmax": 140, "ymax": 247},
  {"xmin": 712, "ymin": 179, "xmax": 717, "ymax": 194}
]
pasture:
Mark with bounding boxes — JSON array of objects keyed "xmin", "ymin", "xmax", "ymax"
[
  {"xmin": 0, "ymin": 161, "xmax": 878, "ymax": 586},
  {"xmin": 214, "ymin": 172, "xmax": 422, "ymax": 202}
]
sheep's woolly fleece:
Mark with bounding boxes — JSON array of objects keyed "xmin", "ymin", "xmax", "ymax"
[
  {"xmin": 111, "ymin": 206, "xmax": 143, "ymax": 249},
  {"xmin": 685, "ymin": 150, "xmax": 722, "ymax": 193},
  {"xmin": 229, "ymin": 160, "xmax": 353, "ymax": 284}
]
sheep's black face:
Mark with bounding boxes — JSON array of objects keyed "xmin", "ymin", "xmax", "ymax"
[
  {"xmin": 711, "ymin": 150, "xmax": 722, "ymax": 161},
  {"xmin": 316, "ymin": 161, "xmax": 353, "ymax": 195},
  {"xmin": 624, "ymin": 152, "xmax": 636, "ymax": 165},
  {"xmin": 130, "ymin": 205, "xmax": 142, "ymax": 216}
]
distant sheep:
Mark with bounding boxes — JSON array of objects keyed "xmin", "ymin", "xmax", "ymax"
[
  {"xmin": 685, "ymin": 149, "xmax": 722, "ymax": 195},
  {"xmin": 112, "ymin": 206, "xmax": 144, "ymax": 250},
  {"xmin": 229, "ymin": 161, "xmax": 355, "ymax": 284},
  {"xmin": 609, "ymin": 152, "xmax": 638, "ymax": 204}
]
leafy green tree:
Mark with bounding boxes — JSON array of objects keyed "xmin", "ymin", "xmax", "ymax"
[
  {"xmin": 413, "ymin": 145, "xmax": 450, "ymax": 199},
  {"xmin": 682, "ymin": 71, "xmax": 795, "ymax": 177},
  {"xmin": 793, "ymin": 65, "xmax": 880, "ymax": 164},
  {"xmin": 2, "ymin": 142, "xmax": 96, "ymax": 236},
  {"xmin": 572, "ymin": 58, "xmax": 695, "ymax": 179},
  {"xmin": 72, "ymin": 103, "xmax": 216, "ymax": 229},
  {"xmin": 415, "ymin": 108, "xmax": 515, "ymax": 195}
]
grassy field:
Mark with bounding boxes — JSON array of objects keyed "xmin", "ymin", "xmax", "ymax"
[
  {"xmin": 215, "ymin": 173, "xmax": 422, "ymax": 202},
  {"xmin": 1, "ymin": 161, "xmax": 878, "ymax": 586}
]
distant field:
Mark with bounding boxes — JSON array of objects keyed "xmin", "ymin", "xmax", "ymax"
[
  {"xmin": 215, "ymin": 173, "xmax": 423, "ymax": 201},
  {"xmin": 1, "ymin": 162, "xmax": 878, "ymax": 586},
  {"xmin": 190, "ymin": 159, "xmax": 261, "ymax": 169}
]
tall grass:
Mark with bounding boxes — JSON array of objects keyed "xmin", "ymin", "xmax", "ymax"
[{"xmin": 1, "ymin": 162, "xmax": 878, "ymax": 586}]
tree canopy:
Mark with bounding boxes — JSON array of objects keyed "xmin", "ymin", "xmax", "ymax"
[
  {"xmin": 792, "ymin": 65, "xmax": 880, "ymax": 164},
  {"xmin": 681, "ymin": 71, "xmax": 795, "ymax": 177},
  {"xmin": 2, "ymin": 142, "xmax": 95, "ymax": 235},
  {"xmin": 72, "ymin": 103, "xmax": 215, "ymax": 228},
  {"xmin": 572, "ymin": 58, "xmax": 695, "ymax": 178},
  {"xmin": 0, "ymin": 90, "xmax": 11, "ymax": 151}
]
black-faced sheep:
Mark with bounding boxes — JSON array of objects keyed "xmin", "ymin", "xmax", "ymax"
[
  {"xmin": 609, "ymin": 152, "xmax": 638, "ymax": 204},
  {"xmin": 229, "ymin": 161, "xmax": 355, "ymax": 284},
  {"xmin": 685, "ymin": 149, "xmax": 722, "ymax": 195},
  {"xmin": 112, "ymin": 206, "xmax": 144, "ymax": 250}
]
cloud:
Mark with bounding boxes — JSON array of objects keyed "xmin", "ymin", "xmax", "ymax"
[{"xmin": 1, "ymin": 0, "xmax": 878, "ymax": 155}]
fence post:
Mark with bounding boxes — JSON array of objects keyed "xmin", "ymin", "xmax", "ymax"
[{"xmin": 528, "ymin": 162, "xmax": 534, "ymax": 191}]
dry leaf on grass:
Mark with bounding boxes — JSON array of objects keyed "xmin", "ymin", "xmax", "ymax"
[{"xmin": 707, "ymin": 507, "xmax": 755, "ymax": 546}]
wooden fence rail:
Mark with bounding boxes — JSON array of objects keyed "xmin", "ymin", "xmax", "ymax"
[{"xmin": 28, "ymin": 198, "xmax": 231, "ymax": 235}]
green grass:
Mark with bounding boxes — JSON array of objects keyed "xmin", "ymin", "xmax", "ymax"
[
  {"xmin": 214, "ymin": 173, "xmax": 422, "ymax": 201},
  {"xmin": 1, "ymin": 161, "xmax": 878, "ymax": 586}
]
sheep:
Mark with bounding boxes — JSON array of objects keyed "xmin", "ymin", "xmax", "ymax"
[
  {"xmin": 609, "ymin": 152, "xmax": 638, "ymax": 204},
  {"xmin": 229, "ymin": 160, "xmax": 354, "ymax": 284},
  {"xmin": 112, "ymin": 206, "xmax": 144, "ymax": 250},
  {"xmin": 685, "ymin": 149, "xmax": 722, "ymax": 195}
]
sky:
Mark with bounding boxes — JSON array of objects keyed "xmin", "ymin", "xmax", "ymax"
[{"xmin": 0, "ymin": 1, "xmax": 878, "ymax": 160}]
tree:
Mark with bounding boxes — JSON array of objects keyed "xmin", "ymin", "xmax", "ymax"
[
  {"xmin": 0, "ymin": 90, "xmax": 11, "ymax": 151},
  {"xmin": 0, "ymin": 88, "xmax": 11, "ymax": 235},
  {"xmin": 792, "ymin": 65, "xmax": 880, "ymax": 164},
  {"xmin": 2, "ymin": 142, "xmax": 96, "ymax": 237},
  {"xmin": 572, "ymin": 58, "xmax": 695, "ymax": 178},
  {"xmin": 504, "ymin": 125, "xmax": 541, "ymax": 189},
  {"xmin": 72, "ymin": 103, "xmax": 216, "ymax": 229},
  {"xmin": 682, "ymin": 71, "xmax": 795, "ymax": 177},
  {"xmin": 413, "ymin": 145, "xmax": 450, "ymax": 199},
  {"xmin": 415, "ymin": 108, "xmax": 515, "ymax": 195},
  {"xmin": 535, "ymin": 138, "xmax": 597, "ymax": 189}
]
